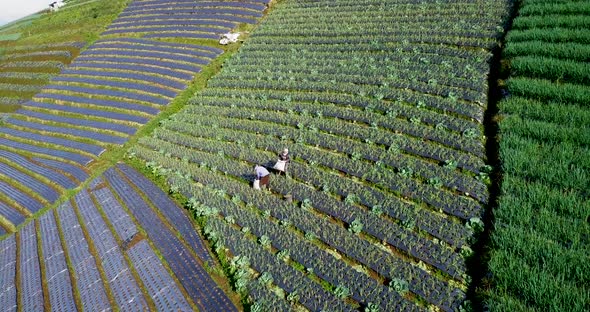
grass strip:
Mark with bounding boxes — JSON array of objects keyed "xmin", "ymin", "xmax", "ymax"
[
  {"xmin": 499, "ymin": 133, "xmax": 589, "ymax": 192},
  {"xmin": 498, "ymin": 96, "xmax": 590, "ymax": 128},
  {"xmin": 509, "ymin": 56, "xmax": 590, "ymax": 85},
  {"xmin": 518, "ymin": 1, "xmax": 590, "ymax": 16},
  {"xmin": 503, "ymin": 41, "xmax": 590, "ymax": 62},
  {"xmin": 506, "ymin": 77, "xmax": 590, "ymax": 107}
]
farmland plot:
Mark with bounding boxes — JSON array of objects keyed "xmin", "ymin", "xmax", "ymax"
[
  {"xmin": 130, "ymin": 0, "xmax": 510, "ymax": 310},
  {"xmin": 106, "ymin": 0, "xmax": 269, "ymax": 39},
  {"xmin": 0, "ymin": 0, "xmax": 129, "ymax": 231},
  {"xmin": 0, "ymin": 0, "xmax": 133, "ymax": 112},
  {"xmin": 484, "ymin": 0, "xmax": 590, "ymax": 311},
  {"xmin": 0, "ymin": 164, "xmax": 235, "ymax": 310},
  {"xmin": 0, "ymin": 0, "xmax": 269, "ymax": 231},
  {"xmin": 0, "ymin": 42, "xmax": 85, "ymax": 109}
]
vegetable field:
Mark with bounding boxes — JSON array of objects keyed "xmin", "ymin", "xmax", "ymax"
[
  {"xmin": 484, "ymin": 0, "xmax": 590, "ymax": 311},
  {"xmin": 129, "ymin": 0, "xmax": 510, "ymax": 310},
  {"xmin": 0, "ymin": 0, "xmax": 131, "ymax": 113},
  {"xmin": 0, "ymin": 0, "xmax": 268, "ymax": 232},
  {"xmin": 0, "ymin": 39, "xmax": 84, "ymax": 111},
  {"xmin": 106, "ymin": 0, "xmax": 268, "ymax": 39},
  {"xmin": 0, "ymin": 163, "xmax": 237, "ymax": 310},
  {"xmin": 0, "ymin": 0, "xmax": 586, "ymax": 310}
]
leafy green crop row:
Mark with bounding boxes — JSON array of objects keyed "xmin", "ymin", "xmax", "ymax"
[
  {"xmin": 507, "ymin": 77, "xmax": 590, "ymax": 106},
  {"xmin": 0, "ymin": 34, "xmax": 21, "ymax": 41},
  {"xmin": 510, "ymin": 56, "xmax": 590, "ymax": 84},
  {"xmin": 503, "ymin": 41, "xmax": 590, "ymax": 61},
  {"xmin": 518, "ymin": 1, "xmax": 590, "ymax": 16},
  {"xmin": 507, "ymin": 27, "xmax": 590, "ymax": 43},
  {"xmin": 512, "ymin": 14, "xmax": 590, "ymax": 29}
]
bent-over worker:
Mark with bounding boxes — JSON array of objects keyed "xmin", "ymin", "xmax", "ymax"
[{"xmin": 254, "ymin": 164, "xmax": 270, "ymax": 190}]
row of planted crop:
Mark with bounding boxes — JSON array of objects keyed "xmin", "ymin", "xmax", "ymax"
[
  {"xmin": 130, "ymin": 145, "xmax": 467, "ymax": 311},
  {"xmin": 0, "ymin": 50, "xmax": 74, "ymax": 63},
  {"xmin": 253, "ymin": 25, "xmax": 502, "ymax": 42},
  {"xmin": 0, "ymin": 60, "xmax": 66, "ymax": 73},
  {"xmin": 221, "ymin": 67, "xmax": 486, "ymax": 107},
  {"xmin": 155, "ymin": 123, "xmax": 480, "ymax": 240},
  {"xmin": 272, "ymin": 0, "xmax": 508, "ymax": 16},
  {"xmin": 256, "ymin": 20, "xmax": 500, "ymax": 36},
  {"xmin": 0, "ymin": 41, "xmax": 84, "ymax": 110},
  {"xmin": 224, "ymin": 45, "xmax": 487, "ymax": 109},
  {"xmin": 248, "ymin": 33, "xmax": 501, "ymax": 52},
  {"xmin": 171, "ymin": 100, "xmax": 488, "ymax": 200},
  {"xmin": 202, "ymin": 82, "xmax": 485, "ymax": 126},
  {"xmin": 226, "ymin": 45, "xmax": 490, "ymax": 83},
  {"xmin": 104, "ymin": 0, "xmax": 270, "ymax": 38},
  {"xmin": 0, "ymin": 163, "xmax": 237, "ymax": 310},
  {"xmin": 243, "ymin": 40, "xmax": 492, "ymax": 61},
  {"xmin": 199, "ymin": 95, "xmax": 482, "ymax": 157},
  {"xmin": 144, "ymin": 130, "xmax": 472, "ymax": 262},
  {"xmin": 223, "ymin": 50, "xmax": 490, "ymax": 120},
  {"xmin": 195, "ymin": 85, "xmax": 483, "ymax": 135},
  {"xmin": 184, "ymin": 95, "xmax": 486, "ymax": 175},
  {"xmin": 215, "ymin": 64, "xmax": 487, "ymax": 107},
  {"xmin": 137, "ymin": 127, "xmax": 478, "ymax": 272},
  {"xmin": 166, "ymin": 103, "xmax": 489, "ymax": 202},
  {"xmin": 219, "ymin": 58, "xmax": 487, "ymax": 93},
  {"xmin": 183, "ymin": 177, "xmax": 401, "ymax": 310}
]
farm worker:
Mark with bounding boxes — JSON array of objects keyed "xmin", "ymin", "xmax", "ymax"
[
  {"xmin": 254, "ymin": 164, "xmax": 270, "ymax": 190},
  {"xmin": 273, "ymin": 148, "xmax": 290, "ymax": 175}
]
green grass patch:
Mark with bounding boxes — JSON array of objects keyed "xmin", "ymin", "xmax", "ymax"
[
  {"xmin": 504, "ymin": 41, "xmax": 590, "ymax": 62},
  {"xmin": 0, "ymin": 13, "xmax": 41, "ymax": 31},
  {"xmin": 506, "ymin": 77, "xmax": 590, "ymax": 107},
  {"xmin": 0, "ymin": 104, "xmax": 22, "ymax": 113},
  {"xmin": 500, "ymin": 113, "xmax": 590, "ymax": 146},
  {"xmin": 509, "ymin": 56, "xmax": 590, "ymax": 85},
  {"xmin": 499, "ymin": 97, "xmax": 590, "ymax": 128},
  {"xmin": 499, "ymin": 133, "xmax": 589, "ymax": 191},
  {"xmin": 0, "ymin": 33, "xmax": 21, "ymax": 41},
  {"xmin": 487, "ymin": 246, "xmax": 589, "ymax": 312},
  {"xmin": 0, "ymin": 21, "xmax": 34, "ymax": 34},
  {"xmin": 518, "ymin": 1, "xmax": 590, "ymax": 16},
  {"xmin": 14, "ymin": 0, "xmax": 129, "ymax": 46},
  {"xmin": 507, "ymin": 28, "xmax": 590, "ymax": 44}
]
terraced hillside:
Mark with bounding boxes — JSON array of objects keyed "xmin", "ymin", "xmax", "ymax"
[
  {"xmin": 106, "ymin": 0, "xmax": 267, "ymax": 40},
  {"xmin": 484, "ymin": 0, "xmax": 590, "ymax": 311},
  {"xmin": 0, "ymin": 163, "xmax": 238, "ymax": 311},
  {"xmin": 0, "ymin": 0, "xmax": 269, "ymax": 232},
  {"xmin": 1, "ymin": 0, "xmax": 586, "ymax": 311},
  {"xmin": 130, "ymin": 0, "xmax": 510, "ymax": 310},
  {"xmin": 0, "ymin": 0, "xmax": 129, "ymax": 112}
]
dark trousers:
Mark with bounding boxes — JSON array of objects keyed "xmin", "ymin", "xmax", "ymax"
[{"xmin": 259, "ymin": 175, "xmax": 270, "ymax": 189}]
